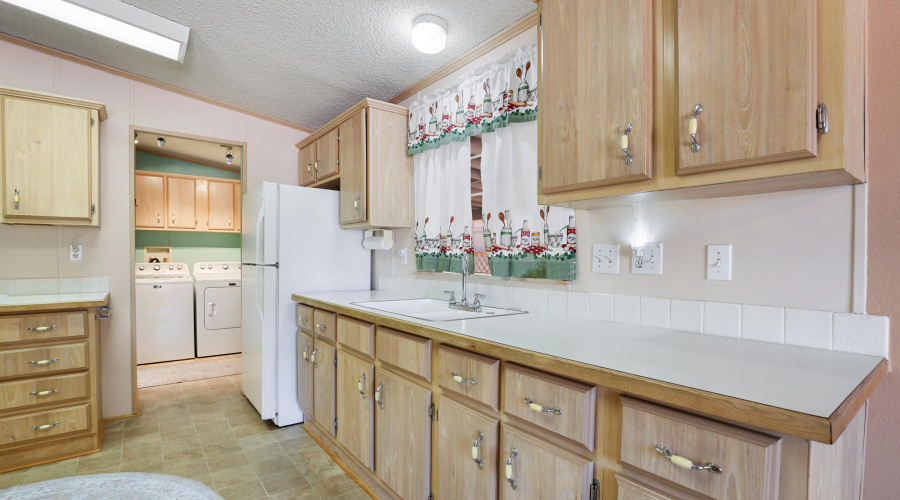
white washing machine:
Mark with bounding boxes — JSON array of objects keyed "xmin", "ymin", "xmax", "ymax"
[
  {"xmin": 194, "ymin": 262, "xmax": 242, "ymax": 357},
  {"xmin": 135, "ymin": 263, "xmax": 195, "ymax": 365}
]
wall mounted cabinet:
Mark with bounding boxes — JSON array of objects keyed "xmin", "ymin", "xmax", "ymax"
[
  {"xmin": 134, "ymin": 173, "xmax": 166, "ymax": 229},
  {"xmin": 0, "ymin": 86, "xmax": 106, "ymax": 226},
  {"xmin": 134, "ymin": 171, "xmax": 240, "ymax": 232}
]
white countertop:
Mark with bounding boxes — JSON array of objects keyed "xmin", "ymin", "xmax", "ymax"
[
  {"xmin": 297, "ymin": 290, "xmax": 884, "ymax": 419},
  {"xmin": 0, "ymin": 292, "xmax": 110, "ymax": 310}
]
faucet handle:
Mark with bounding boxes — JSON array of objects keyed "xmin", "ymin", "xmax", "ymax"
[
  {"xmin": 474, "ymin": 293, "xmax": 485, "ymax": 304},
  {"xmin": 444, "ymin": 290, "xmax": 457, "ymax": 304}
]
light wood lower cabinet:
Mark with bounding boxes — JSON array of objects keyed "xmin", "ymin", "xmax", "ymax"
[
  {"xmin": 313, "ymin": 340, "xmax": 336, "ymax": 437},
  {"xmin": 337, "ymin": 350, "xmax": 375, "ymax": 470},
  {"xmin": 499, "ymin": 425, "xmax": 594, "ymax": 500},
  {"xmin": 436, "ymin": 396, "xmax": 499, "ymax": 500},
  {"xmin": 375, "ymin": 368, "xmax": 432, "ymax": 500},
  {"xmin": 297, "ymin": 331, "xmax": 315, "ymax": 420}
]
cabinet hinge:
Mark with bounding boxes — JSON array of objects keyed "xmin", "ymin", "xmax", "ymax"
[
  {"xmin": 90, "ymin": 117, "xmax": 95, "ymax": 127},
  {"xmin": 539, "ymin": 13, "xmax": 542, "ymax": 30},
  {"xmin": 589, "ymin": 479, "xmax": 599, "ymax": 500},
  {"xmin": 337, "ymin": 157, "xmax": 341, "ymax": 166},
  {"xmin": 429, "ymin": 402, "xmax": 437, "ymax": 421},
  {"xmin": 91, "ymin": 203, "xmax": 95, "ymax": 215},
  {"xmin": 428, "ymin": 494, "xmax": 434, "ymax": 500},
  {"xmin": 334, "ymin": 353, "xmax": 338, "ymax": 368},
  {"xmin": 539, "ymin": 166, "xmax": 542, "ymax": 180},
  {"xmin": 333, "ymin": 417, "xmax": 337, "ymax": 432},
  {"xmin": 337, "ymin": 133, "xmax": 340, "ymax": 143}
]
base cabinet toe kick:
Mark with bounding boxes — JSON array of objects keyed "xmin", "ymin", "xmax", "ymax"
[{"xmin": 293, "ymin": 298, "xmax": 878, "ymax": 500}]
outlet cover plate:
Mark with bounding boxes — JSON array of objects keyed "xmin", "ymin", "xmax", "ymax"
[
  {"xmin": 592, "ymin": 244, "xmax": 620, "ymax": 274},
  {"xmin": 631, "ymin": 243, "xmax": 663, "ymax": 275},
  {"xmin": 707, "ymin": 244, "xmax": 732, "ymax": 280},
  {"xmin": 70, "ymin": 244, "xmax": 83, "ymax": 262}
]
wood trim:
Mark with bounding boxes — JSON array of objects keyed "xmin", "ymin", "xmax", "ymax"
[
  {"xmin": 135, "ymin": 149, "xmax": 241, "ymax": 174},
  {"xmin": 388, "ymin": 11, "xmax": 540, "ymax": 104},
  {"xmin": 0, "ymin": 33, "xmax": 314, "ymax": 133},
  {"xmin": 0, "ymin": 85, "xmax": 107, "ymax": 120},
  {"xmin": 827, "ymin": 358, "xmax": 887, "ymax": 443},
  {"xmin": 295, "ymin": 98, "xmax": 408, "ymax": 149}
]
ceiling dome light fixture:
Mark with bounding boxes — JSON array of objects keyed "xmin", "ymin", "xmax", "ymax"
[
  {"xmin": 157, "ymin": 136, "xmax": 165, "ymax": 147},
  {"xmin": 412, "ymin": 15, "xmax": 447, "ymax": 54},
  {"xmin": 225, "ymin": 149, "xmax": 234, "ymax": 165},
  {"xmin": 134, "ymin": 132, "xmax": 139, "ymax": 145}
]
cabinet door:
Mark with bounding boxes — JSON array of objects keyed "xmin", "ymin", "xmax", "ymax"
[
  {"xmin": 337, "ymin": 350, "xmax": 375, "ymax": 470},
  {"xmin": 299, "ymin": 143, "xmax": 316, "ymax": 186},
  {"xmin": 375, "ymin": 368, "xmax": 432, "ymax": 500},
  {"xmin": 134, "ymin": 173, "xmax": 166, "ymax": 228},
  {"xmin": 297, "ymin": 331, "xmax": 315, "ymax": 421},
  {"xmin": 539, "ymin": 0, "xmax": 653, "ymax": 194},
  {"xmin": 315, "ymin": 127, "xmax": 340, "ymax": 181},
  {"xmin": 166, "ymin": 177, "xmax": 196, "ymax": 229},
  {"xmin": 339, "ymin": 110, "xmax": 367, "ymax": 225},
  {"xmin": 437, "ymin": 397, "xmax": 499, "ymax": 500},
  {"xmin": 676, "ymin": 0, "xmax": 817, "ymax": 174},
  {"xmin": 3, "ymin": 97, "xmax": 92, "ymax": 219},
  {"xmin": 313, "ymin": 340, "xmax": 336, "ymax": 436},
  {"xmin": 499, "ymin": 425, "xmax": 594, "ymax": 500},
  {"xmin": 208, "ymin": 180, "xmax": 236, "ymax": 230},
  {"xmin": 233, "ymin": 183, "xmax": 241, "ymax": 231}
]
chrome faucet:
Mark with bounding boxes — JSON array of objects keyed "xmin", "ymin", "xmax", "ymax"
[{"xmin": 444, "ymin": 253, "xmax": 484, "ymax": 312}]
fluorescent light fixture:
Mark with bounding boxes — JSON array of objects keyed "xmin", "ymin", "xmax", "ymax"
[
  {"xmin": 0, "ymin": 0, "xmax": 190, "ymax": 62},
  {"xmin": 412, "ymin": 15, "xmax": 447, "ymax": 54}
]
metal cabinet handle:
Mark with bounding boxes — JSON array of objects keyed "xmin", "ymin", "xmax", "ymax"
[
  {"xmin": 524, "ymin": 396, "xmax": 562, "ymax": 415},
  {"xmin": 157, "ymin": 212, "xmax": 161, "ymax": 224},
  {"xmin": 30, "ymin": 388, "xmax": 60, "ymax": 397},
  {"xmin": 27, "ymin": 325, "xmax": 58, "ymax": 332},
  {"xmin": 354, "ymin": 195, "xmax": 361, "ymax": 215},
  {"xmin": 452, "ymin": 372, "xmax": 477, "ymax": 385},
  {"xmin": 621, "ymin": 122, "xmax": 634, "ymax": 165},
  {"xmin": 357, "ymin": 372, "xmax": 367, "ymax": 398},
  {"xmin": 307, "ymin": 163, "xmax": 313, "ymax": 175},
  {"xmin": 472, "ymin": 431, "xmax": 484, "ymax": 469},
  {"xmin": 14, "ymin": 188, "xmax": 20, "ymax": 210},
  {"xmin": 229, "ymin": 216, "xmax": 232, "ymax": 227},
  {"xmin": 689, "ymin": 104, "xmax": 703, "ymax": 153},
  {"xmin": 302, "ymin": 345, "xmax": 310, "ymax": 362},
  {"xmin": 31, "ymin": 421, "xmax": 61, "ymax": 431},
  {"xmin": 310, "ymin": 348, "xmax": 318, "ymax": 367},
  {"xmin": 375, "ymin": 381, "xmax": 384, "ymax": 409},
  {"xmin": 29, "ymin": 358, "xmax": 59, "ymax": 366},
  {"xmin": 656, "ymin": 445, "xmax": 722, "ymax": 473},
  {"xmin": 315, "ymin": 323, "xmax": 327, "ymax": 330},
  {"xmin": 172, "ymin": 213, "xmax": 176, "ymax": 224},
  {"xmin": 315, "ymin": 160, "xmax": 320, "ymax": 173},
  {"xmin": 505, "ymin": 447, "xmax": 518, "ymax": 489}
]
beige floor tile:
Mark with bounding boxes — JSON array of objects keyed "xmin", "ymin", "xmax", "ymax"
[
  {"xmin": 124, "ymin": 413, "xmax": 158, "ymax": 428},
  {"xmin": 269, "ymin": 483, "xmax": 323, "ymax": 500},
  {"xmin": 334, "ymin": 490, "xmax": 371, "ymax": 500},
  {"xmin": 211, "ymin": 463, "xmax": 259, "ymax": 490},
  {"xmin": 243, "ymin": 442, "xmax": 289, "ymax": 464},
  {"xmin": 76, "ymin": 464, "xmax": 122, "ymax": 476},
  {"xmin": 253, "ymin": 455, "xmax": 296, "ymax": 478},
  {"xmin": 237, "ymin": 431, "xmax": 277, "ymax": 448},
  {"xmin": 280, "ymin": 435, "xmax": 317, "ymax": 455},
  {"xmin": 160, "ymin": 424, "xmax": 198, "ymax": 442},
  {"xmin": 288, "ymin": 443, "xmax": 332, "ymax": 463},
  {"xmin": 194, "ymin": 419, "xmax": 231, "ymax": 435},
  {"xmin": 227, "ymin": 412, "xmax": 263, "ymax": 428},
  {"xmin": 163, "ymin": 447, "xmax": 206, "ymax": 468},
  {"xmin": 0, "ymin": 469, "xmax": 29, "ymax": 489},
  {"xmin": 121, "ymin": 442, "xmax": 162, "ymax": 463},
  {"xmin": 203, "ymin": 439, "xmax": 242, "ymax": 458},
  {"xmin": 217, "ymin": 479, "xmax": 268, "ymax": 500},
  {"xmin": 270, "ymin": 425, "xmax": 305, "ymax": 442},
  {"xmin": 206, "ymin": 451, "xmax": 250, "ymax": 473},
  {"xmin": 311, "ymin": 475, "xmax": 359, "ymax": 499},
  {"xmin": 164, "ymin": 457, "xmax": 209, "ymax": 477},
  {"xmin": 74, "ymin": 452, "xmax": 122, "ymax": 475},
  {"xmin": 124, "ymin": 423, "xmax": 160, "ymax": 439},
  {"xmin": 22, "ymin": 459, "xmax": 79, "ymax": 483},
  {"xmin": 231, "ymin": 420, "xmax": 271, "ymax": 438},
  {"xmin": 103, "ymin": 419, "xmax": 127, "ymax": 431},
  {"xmin": 296, "ymin": 459, "xmax": 346, "ymax": 483},
  {"xmin": 260, "ymin": 468, "xmax": 309, "ymax": 494},
  {"xmin": 162, "ymin": 435, "xmax": 202, "ymax": 456},
  {"xmin": 156, "ymin": 406, "xmax": 192, "ymax": 424},
  {"xmin": 199, "ymin": 430, "xmax": 236, "ymax": 446},
  {"xmin": 123, "ymin": 432, "xmax": 162, "ymax": 447},
  {"xmin": 120, "ymin": 456, "xmax": 165, "ymax": 473},
  {"xmin": 188, "ymin": 471, "xmax": 216, "ymax": 489}
]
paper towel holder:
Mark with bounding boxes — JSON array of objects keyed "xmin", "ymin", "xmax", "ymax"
[{"xmin": 363, "ymin": 229, "xmax": 393, "ymax": 250}]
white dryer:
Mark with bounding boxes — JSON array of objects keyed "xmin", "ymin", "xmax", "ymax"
[
  {"xmin": 135, "ymin": 263, "xmax": 194, "ymax": 365},
  {"xmin": 194, "ymin": 262, "xmax": 242, "ymax": 357}
]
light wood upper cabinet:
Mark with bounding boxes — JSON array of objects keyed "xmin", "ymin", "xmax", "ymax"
[
  {"xmin": 337, "ymin": 350, "xmax": 375, "ymax": 471},
  {"xmin": 313, "ymin": 340, "xmax": 337, "ymax": 437},
  {"xmin": 676, "ymin": 0, "xmax": 817, "ymax": 175},
  {"xmin": 436, "ymin": 397, "xmax": 499, "ymax": 500},
  {"xmin": 166, "ymin": 177, "xmax": 196, "ymax": 229},
  {"xmin": 299, "ymin": 143, "xmax": 317, "ymax": 186},
  {"xmin": 339, "ymin": 110, "xmax": 367, "ymax": 225},
  {"xmin": 134, "ymin": 173, "xmax": 166, "ymax": 229},
  {"xmin": 539, "ymin": 0, "xmax": 654, "ymax": 194},
  {"xmin": 499, "ymin": 425, "xmax": 594, "ymax": 500},
  {"xmin": 208, "ymin": 180, "xmax": 235, "ymax": 230},
  {"xmin": 1, "ymin": 87, "xmax": 106, "ymax": 226},
  {"xmin": 233, "ymin": 183, "xmax": 242, "ymax": 231},
  {"xmin": 316, "ymin": 127, "xmax": 340, "ymax": 181},
  {"xmin": 297, "ymin": 331, "xmax": 315, "ymax": 421}
]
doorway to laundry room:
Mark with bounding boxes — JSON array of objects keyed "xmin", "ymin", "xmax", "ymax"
[{"xmin": 129, "ymin": 127, "xmax": 246, "ymax": 402}]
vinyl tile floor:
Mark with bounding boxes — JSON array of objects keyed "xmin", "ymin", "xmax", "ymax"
[{"xmin": 0, "ymin": 375, "xmax": 368, "ymax": 500}]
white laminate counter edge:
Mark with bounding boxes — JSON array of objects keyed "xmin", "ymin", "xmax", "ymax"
[{"xmin": 0, "ymin": 292, "xmax": 110, "ymax": 308}]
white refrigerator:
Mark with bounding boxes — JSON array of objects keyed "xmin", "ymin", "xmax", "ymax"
[{"xmin": 242, "ymin": 182, "xmax": 371, "ymax": 427}]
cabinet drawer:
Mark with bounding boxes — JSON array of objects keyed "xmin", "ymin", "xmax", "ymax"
[
  {"xmin": 0, "ymin": 372, "xmax": 90, "ymax": 412},
  {"xmin": 620, "ymin": 396, "xmax": 781, "ymax": 500},
  {"xmin": 376, "ymin": 327, "xmax": 432, "ymax": 382},
  {"xmin": 297, "ymin": 304, "xmax": 314, "ymax": 334},
  {"xmin": 0, "ymin": 403, "xmax": 91, "ymax": 447},
  {"xmin": 437, "ymin": 345, "xmax": 499, "ymax": 411},
  {"xmin": 313, "ymin": 309, "xmax": 336, "ymax": 342},
  {"xmin": 616, "ymin": 475, "xmax": 682, "ymax": 500},
  {"xmin": 502, "ymin": 364, "xmax": 596, "ymax": 450},
  {"xmin": 499, "ymin": 424, "xmax": 594, "ymax": 500},
  {"xmin": 0, "ymin": 312, "xmax": 86, "ymax": 345},
  {"xmin": 0, "ymin": 343, "xmax": 88, "ymax": 379},
  {"xmin": 337, "ymin": 316, "xmax": 375, "ymax": 359}
]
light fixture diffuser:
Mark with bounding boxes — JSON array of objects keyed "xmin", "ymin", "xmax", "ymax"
[
  {"xmin": 412, "ymin": 15, "xmax": 447, "ymax": 54},
  {"xmin": 0, "ymin": 0, "xmax": 190, "ymax": 62}
]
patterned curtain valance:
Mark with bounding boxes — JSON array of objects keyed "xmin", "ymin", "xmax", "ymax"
[{"xmin": 407, "ymin": 45, "xmax": 538, "ymax": 156}]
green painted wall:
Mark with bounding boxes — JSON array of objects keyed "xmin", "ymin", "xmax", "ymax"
[{"xmin": 135, "ymin": 151, "xmax": 240, "ymax": 179}]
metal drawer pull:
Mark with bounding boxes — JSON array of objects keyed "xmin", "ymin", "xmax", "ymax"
[
  {"xmin": 302, "ymin": 345, "xmax": 310, "ymax": 362},
  {"xmin": 375, "ymin": 381, "xmax": 384, "ymax": 409},
  {"xmin": 472, "ymin": 431, "xmax": 484, "ymax": 469},
  {"xmin": 621, "ymin": 122, "xmax": 634, "ymax": 165},
  {"xmin": 14, "ymin": 188, "xmax": 20, "ymax": 210},
  {"xmin": 300, "ymin": 317, "xmax": 308, "ymax": 323},
  {"xmin": 524, "ymin": 396, "xmax": 562, "ymax": 415},
  {"xmin": 310, "ymin": 348, "xmax": 318, "ymax": 367},
  {"xmin": 27, "ymin": 325, "xmax": 58, "ymax": 332},
  {"xmin": 31, "ymin": 421, "xmax": 61, "ymax": 431},
  {"xmin": 505, "ymin": 447, "xmax": 518, "ymax": 489},
  {"xmin": 358, "ymin": 373, "xmax": 367, "ymax": 398},
  {"xmin": 689, "ymin": 104, "xmax": 703, "ymax": 153},
  {"xmin": 30, "ymin": 388, "xmax": 60, "ymax": 397},
  {"xmin": 29, "ymin": 358, "xmax": 59, "ymax": 366},
  {"xmin": 656, "ymin": 445, "xmax": 723, "ymax": 473},
  {"xmin": 452, "ymin": 372, "xmax": 477, "ymax": 385},
  {"xmin": 315, "ymin": 323, "xmax": 327, "ymax": 330}
]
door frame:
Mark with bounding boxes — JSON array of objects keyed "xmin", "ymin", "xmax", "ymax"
[{"xmin": 128, "ymin": 125, "xmax": 247, "ymax": 414}]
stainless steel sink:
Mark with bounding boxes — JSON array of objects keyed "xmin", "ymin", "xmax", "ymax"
[{"xmin": 352, "ymin": 298, "xmax": 526, "ymax": 322}]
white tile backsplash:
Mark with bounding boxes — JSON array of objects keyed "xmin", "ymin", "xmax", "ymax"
[
  {"xmin": 566, "ymin": 292, "xmax": 589, "ymax": 319},
  {"xmin": 671, "ymin": 299, "xmax": 703, "ymax": 333},
  {"xmin": 0, "ymin": 280, "xmax": 14, "ymax": 296},
  {"xmin": 529, "ymin": 289, "xmax": 548, "ymax": 313},
  {"xmin": 547, "ymin": 290, "xmax": 568, "ymax": 315},
  {"xmin": 703, "ymin": 302, "xmax": 742, "ymax": 338},
  {"xmin": 60, "ymin": 278, "xmax": 80, "ymax": 294},
  {"xmin": 833, "ymin": 313, "xmax": 889, "ymax": 357},
  {"xmin": 36, "ymin": 278, "xmax": 59, "ymax": 295},
  {"xmin": 589, "ymin": 293, "xmax": 614, "ymax": 322},
  {"xmin": 511, "ymin": 287, "xmax": 529, "ymax": 311},
  {"xmin": 80, "ymin": 277, "xmax": 100, "ymax": 293},
  {"xmin": 785, "ymin": 308, "xmax": 833, "ymax": 350},
  {"xmin": 98, "ymin": 277, "xmax": 110, "ymax": 293},
  {"xmin": 614, "ymin": 295, "xmax": 641, "ymax": 325},
  {"xmin": 640, "ymin": 297, "xmax": 670, "ymax": 328},
  {"xmin": 14, "ymin": 279, "xmax": 37, "ymax": 296},
  {"xmin": 741, "ymin": 305, "xmax": 785, "ymax": 344}
]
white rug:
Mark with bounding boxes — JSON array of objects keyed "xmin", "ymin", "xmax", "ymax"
[
  {"xmin": 137, "ymin": 355, "xmax": 241, "ymax": 388},
  {"xmin": 0, "ymin": 472, "xmax": 223, "ymax": 499}
]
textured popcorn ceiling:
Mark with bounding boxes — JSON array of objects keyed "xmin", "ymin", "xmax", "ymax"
[{"xmin": 0, "ymin": 0, "xmax": 536, "ymax": 130}]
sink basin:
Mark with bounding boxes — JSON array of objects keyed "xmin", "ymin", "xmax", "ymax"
[{"xmin": 352, "ymin": 298, "xmax": 526, "ymax": 322}]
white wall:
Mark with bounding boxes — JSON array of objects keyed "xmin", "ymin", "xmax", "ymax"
[{"xmin": 0, "ymin": 39, "xmax": 308, "ymax": 418}]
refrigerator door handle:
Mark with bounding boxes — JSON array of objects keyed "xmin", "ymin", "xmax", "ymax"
[{"xmin": 255, "ymin": 203, "xmax": 266, "ymax": 323}]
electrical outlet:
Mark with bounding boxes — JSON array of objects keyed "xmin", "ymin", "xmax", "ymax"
[
  {"xmin": 70, "ymin": 244, "xmax": 83, "ymax": 262},
  {"xmin": 631, "ymin": 243, "xmax": 662, "ymax": 275},
  {"xmin": 592, "ymin": 244, "xmax": 620, "ymax": 274},
  {"xmin": 707, "ymin": 244, "xmax": 732, "ymax": 280},
  {"xmin": 397, "ymin": 248, "xmax": 408, "ymax": 265}
]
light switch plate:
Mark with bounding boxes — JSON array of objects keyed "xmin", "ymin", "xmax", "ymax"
[
  {"xmin": 631, "ymin": 243, "xmax": 663, "ymax": 275},
  {"xmin": 592, "ymin": 244, "xmax": 620, "ymax": 274},
  {"xmin": 707, "ymin": 244, "xmax": 732, "ymax": 280},
  {"xmin": 70, "ymin": 244, "xmax": 83, "ymax": 262}
]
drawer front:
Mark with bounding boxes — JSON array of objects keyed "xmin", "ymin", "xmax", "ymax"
[
  {"xmin": 313, "ymin": 309, "xmax": 336, "ymax": 342},
  {"xmin": 615, "ymin": 475, "xmax": 678, "ymax": 500},
  {"xmin": 0, "ymin": 343, "xmax": 88, "ymax": 379},
  {"xmin": 0, "ymin": 312, "xmax": 87, "ymax": 345},
  {"xmin": 499, "ymin": 424, "xmax": 594, "ymax": 500},
  {"xmin": 437, "ymin": 345, "xmax": 499, "ymax": 410},
  {"xmin": 337, "ymin": 316, "xmax": 375, "ymax": 359},
  {"xmin": 620, "ymin": 396, "xmax": 781, "ymax": 500},
  {"xmin": 376, "ymin": 327, "xmax": 432, "ymax": 381},
  {"xmin": 502, "ymin": 364, "xmax": 596, "ymax": 450},
  {"xmin": 297, "ymin": 304, "xmax": 315, "ymax": 334},
  {"xmin": 0, "ymin": 372, "xmax": 90, "ymax": 411},
  {"xmin": 0, "ymin": 403, "xmax": 91, "ymax": 447}
]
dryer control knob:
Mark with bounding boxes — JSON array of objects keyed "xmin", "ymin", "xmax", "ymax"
[
  {"xmin": 177, "ymin": 265, "xmax": 183, "ymax": 270},
  {"xmin": 169, "ymin": 265, "xmax": 174, "ymax": 270},
  {"xmin": 139, "ymin": 266, "xmax": 145, "ymax": 270},
  {"xmin": 222, "ymin": 264, "xmax": 229, "ymax": 270},
  {"xmin": 200, "ymin": 265, "xmax": 205, "ymax": 269},
  {"xmin": 153, "ymin": 265, "xmax": 160, "ymax": 271}
]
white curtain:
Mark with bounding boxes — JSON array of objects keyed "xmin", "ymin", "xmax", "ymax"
[{"xmin": 414, "ymin": 140, "xmax": 473, "ymax": 273}]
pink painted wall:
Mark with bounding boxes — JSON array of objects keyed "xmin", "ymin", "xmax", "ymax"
[{"xmin": 863, "ymin": 0, "xmax": 900, "ymax": 496}]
